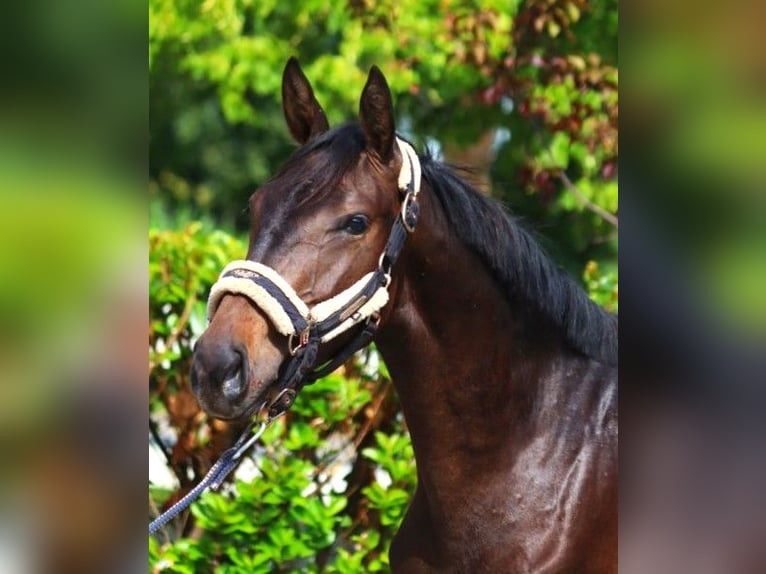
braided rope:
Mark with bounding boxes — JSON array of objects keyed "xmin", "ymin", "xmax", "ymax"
[{"xmin": 149, "ymin": 419, "xmax": 273, "ymax": 535}]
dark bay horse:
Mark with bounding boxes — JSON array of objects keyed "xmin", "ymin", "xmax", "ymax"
[{"xmin": 191, "ymin": 58, "xmax": 617, "ymax": 573}]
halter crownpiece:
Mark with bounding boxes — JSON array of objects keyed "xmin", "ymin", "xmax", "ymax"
[
  {"xmin": 396, "ymin": 137, "xmax": 421, "ymax": 195},
  {"xmin": 206, "ymin": 136, "xmax": 421, "ymax": 417}
]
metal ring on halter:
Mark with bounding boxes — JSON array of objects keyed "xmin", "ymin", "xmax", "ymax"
[
  {"xmin": 288, "ymin": 325, "xmax": 310, "ymax": 356},
  {"xmin": 401, "ymin": 191, "xmax": 417, "ymax": 233}
]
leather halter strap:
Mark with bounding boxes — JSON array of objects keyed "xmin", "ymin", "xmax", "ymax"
[{"xmin": 206, "ymin": 137, "xmax": 421, "ymax": 417}]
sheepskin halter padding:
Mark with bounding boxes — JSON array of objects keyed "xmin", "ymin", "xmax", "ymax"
[
  {"xmin": 206, "ymin": 137, "xmax": 421, "ymax": 347},
  {"xmin": 207, "ymin": 261, "xmax": 390, "ymax": 344}
]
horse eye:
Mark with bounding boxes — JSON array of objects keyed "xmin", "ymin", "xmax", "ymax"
[{"xmin": 343, "ymin": 214, "xmax": 370, "ymax": 235}]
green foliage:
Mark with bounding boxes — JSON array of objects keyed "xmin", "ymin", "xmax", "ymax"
[
  {"xmin": 150, "ymin": 222, "xmax": 245, "ymax": 374},
  {"xmin": 584, "ymin": 260, "xmax": 618, "ymax": 313},
  {"xmin": 151, "ymin": 387, "xmax": 416, "ymax": 573},
  {"xmin": 361, "ymin": 432, "xmax": 414, "ymax": 530}
]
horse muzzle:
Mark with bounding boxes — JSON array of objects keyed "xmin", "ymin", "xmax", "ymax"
[{"xmin": 191, "ymin": 295, "xmax": 286, "ymax": 420}]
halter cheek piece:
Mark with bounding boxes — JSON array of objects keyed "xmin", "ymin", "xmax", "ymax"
[{"xmin": 206, "ymin": 137, "xmax": 421, "ymax": 418}]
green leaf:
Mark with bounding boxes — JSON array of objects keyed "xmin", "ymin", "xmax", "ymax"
[{"xmin": 550, "ymin": 132, "xmax": 571, "ymax": 169}]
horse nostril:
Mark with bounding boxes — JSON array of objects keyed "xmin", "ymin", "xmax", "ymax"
[
  {"xmin": 192, "ymin": 339, "xmax": 249, "ymax": 403},
  {"xmin": 221, "ymin": 367, "xmax": 244, "ymax": 401},
  {"xmin": 220, "ymin": 346, "xmax": 247, "ymax": 401}
]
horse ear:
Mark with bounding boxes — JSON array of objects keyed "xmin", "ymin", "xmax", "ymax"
[
  {"xmin": 359, "ymin": 66, "xmax": 396, "ymax": 163},
  {"xmin": 282, "ymin": 57, "xmax": 329, "ymax": 144}
]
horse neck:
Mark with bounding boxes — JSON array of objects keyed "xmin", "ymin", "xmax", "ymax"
[{"xmin": 375, "ymin": 185, "xmax": 595, "ymax": 474}]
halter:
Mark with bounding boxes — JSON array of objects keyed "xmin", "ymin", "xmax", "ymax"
[
  {"xmin": 150, "ymin": 138, "xmax": 422, "ymax": 536},
  {"xmin": 206, "ymin": 137, "xmax": 421, "ymax": 418}
]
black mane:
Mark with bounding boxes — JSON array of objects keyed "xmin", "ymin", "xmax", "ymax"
[
  {"xmin": 420, "ymin": 151, "xmax": 617, "ymax": 366},
  {"xmin": 279, "ymin": 125, "xmax": 617, "ymax": 365}
]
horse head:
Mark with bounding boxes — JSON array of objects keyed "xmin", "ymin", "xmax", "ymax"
[{"xmin": 192, "ymin": 59, "xmax": 413, "ymax": 420}]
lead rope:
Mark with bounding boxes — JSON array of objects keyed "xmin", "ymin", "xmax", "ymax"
[{"xmin": 149, "ymin": 411, "xmax": 283, "ymax": 536}]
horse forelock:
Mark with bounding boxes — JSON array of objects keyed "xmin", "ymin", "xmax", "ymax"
[{"xmin": 273, "ymin": 125, "xmax": 366, "ymax": 207}]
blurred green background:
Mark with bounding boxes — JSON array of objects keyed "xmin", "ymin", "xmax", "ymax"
[{"xmin": 0, "ymin": 0, "xmax": 763, "ymax": 569}]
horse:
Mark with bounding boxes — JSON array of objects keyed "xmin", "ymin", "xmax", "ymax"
[{"xmin": 191, "ymin": 58, "xmax": 618, "ymax": 573}]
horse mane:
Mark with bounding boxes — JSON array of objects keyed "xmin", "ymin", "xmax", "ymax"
[
  {"xmin": 279, "ymin": 125, "xmax": 617, "ymax": 366},
  {"xmin": 419, "ymin": 151, "xmax": 618, "ymax": 366}
]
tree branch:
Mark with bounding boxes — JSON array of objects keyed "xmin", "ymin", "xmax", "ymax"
[{"xmin": 557, "ymin": 170, "xmax": 619, "ymax": 229}]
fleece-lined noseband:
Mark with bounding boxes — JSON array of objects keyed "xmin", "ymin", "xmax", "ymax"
[{"xmin": 206, "ymin": 137, "xmax": 421, "ymax": 417}]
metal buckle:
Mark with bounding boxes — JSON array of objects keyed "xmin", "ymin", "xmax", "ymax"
[
  {"xmin": 377, "ymin": 251, "xmax": 393, "ymax": 279},
  {"xmin": 268, "ymin": 387, "xmax": 296, "ymax": 418},
  {"xmin": 288, "ymin": 326, "xmax": 310, "ymax": 356}
]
